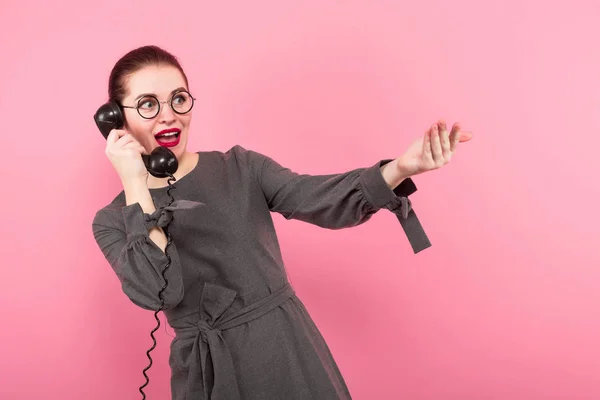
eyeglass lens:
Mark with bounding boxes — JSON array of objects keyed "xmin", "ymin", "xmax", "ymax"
[{"xmin": 137, "ymin": 91, "xmax": 194, "ymax": 118}]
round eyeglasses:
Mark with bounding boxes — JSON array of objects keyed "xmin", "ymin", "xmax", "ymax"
[{"xmin": 121, "ymin": 90, "xmax": 195, "ymax": 119}]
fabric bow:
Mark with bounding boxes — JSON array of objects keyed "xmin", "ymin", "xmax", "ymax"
[
  {"xmin": 384, "ymin": 195, "xmax": 412, "ymax": 220},
  {"xmin": 170, "ymin": 283, "xmax": 296, "ymax": 399},
  {"xmin": 143, "ymin": 199, "xmax": 205, "ymax": 229}
]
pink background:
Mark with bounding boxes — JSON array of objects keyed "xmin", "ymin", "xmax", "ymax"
[{"xmin": 1, "ymin": 0, "xmax": 599, "ymax": 399}]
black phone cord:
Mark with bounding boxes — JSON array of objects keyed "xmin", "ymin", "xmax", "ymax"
[{"xmin": 138, "ymin": 173, "xmax": 177, "ymax": 399}]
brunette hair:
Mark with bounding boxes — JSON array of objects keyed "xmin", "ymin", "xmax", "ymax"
[{"xmin": 108, "ymin": 45, "xmax": 189, "ymax": 103}]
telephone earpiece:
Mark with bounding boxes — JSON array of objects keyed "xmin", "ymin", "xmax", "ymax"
[{"xmin": 93, "ymin": 102, "xmax": 179, "ymax": 178}]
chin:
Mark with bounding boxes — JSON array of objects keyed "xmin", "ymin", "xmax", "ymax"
[{"xmin": 172, "ymin": 144, "xmax": 187, "ymax": 159}]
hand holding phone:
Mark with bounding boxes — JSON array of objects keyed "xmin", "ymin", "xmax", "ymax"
[
  {"xmin": 94, "ymin": 101, "xmax": 178, "ymax": 178},
  {"xmin": 105, "ymin": 129, "xmax": 150, "ymax": 183}
]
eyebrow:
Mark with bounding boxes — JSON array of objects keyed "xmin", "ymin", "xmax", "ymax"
[{"xmin": 134, "ymin": 87, "xmax": 187, "ymax": 101}]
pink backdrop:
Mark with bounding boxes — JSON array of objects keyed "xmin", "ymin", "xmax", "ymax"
[{"xmin": 1, "ymin": 0, "xmax": 599, "ymax": 399}]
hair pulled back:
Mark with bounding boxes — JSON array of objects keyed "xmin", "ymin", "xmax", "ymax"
[{"xmin": 108, "ymin": 45, "xmax": 189, "ymax": 104}]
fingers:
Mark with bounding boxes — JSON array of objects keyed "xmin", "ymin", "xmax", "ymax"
[
  {"xmin": 459, "ymin": 130, "xmax": 473, "ymax": 142},
  {"xmin": 430, "ymin": 123, "xmax": 443, "ymax": 164},
  {"xmin": 119, "ymin": 134, "xmax": 147, "ymax": 154},
  {"xmin": 422, "ymin": 126, "xmax": 433, "ymax": 159},
  {"xmin": 417, "ymin": 119, "xmax": 470, "ymax": 174},
  {"xmin": 449, "ymin": 122, "xmax": 461, "ymax": 153},
  {"xmin": 105, "ymin": 129, "xmax": 146, "ymax": 156},
  {"xmin": 111, "ymin": 130, "xmax": 140, "ymax": 148},
  {"xmin": 122, "ymin": 141, "xmax": 147, "ymax": 155},
  {"xmin": 438, "ymin": 120, "xmax": 452, "ymax": 160},
  {"xmin": 105, "ymin": 129, "xmax": 122, "ymax": 144},
  {"xmin": 116, "ymin": 132, "xmax": 136, "ymax": 146},
  {"xmin": 438, "ymin": 120, "xmax": 448, "ymax": 135}
]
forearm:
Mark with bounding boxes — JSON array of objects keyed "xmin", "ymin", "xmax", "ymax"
[
  {"xmin": 379, "ymin": 158, "xmax": 410, "ymax": 190},
  {"xmin": 122, "ymin": 178, "xmax": 168, "ymax": 252}
]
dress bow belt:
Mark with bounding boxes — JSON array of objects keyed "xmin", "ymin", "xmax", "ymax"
[{"xmin": 171, "ymin": 283, "xmax": 296, "ymax": 399}]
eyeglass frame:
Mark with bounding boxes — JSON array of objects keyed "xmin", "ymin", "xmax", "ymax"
[{"xmin": 120, "ymin": 89, "xmax": 196, "ymax": 119}]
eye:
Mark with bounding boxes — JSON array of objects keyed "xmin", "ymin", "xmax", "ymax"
[
  {"xmin": 138, "ymin": 97, "xmax": 158, "ymax": 109},
  {"xmin": 172, "ymin": 93, "xmax": 187, "ymax": 105}
]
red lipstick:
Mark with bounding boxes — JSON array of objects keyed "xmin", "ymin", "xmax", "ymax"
[{"xmin": 154, "ymin": 128, "xmax": 181, "ymax": 148}]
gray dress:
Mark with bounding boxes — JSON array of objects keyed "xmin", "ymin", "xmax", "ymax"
[{"xmin": 92, "ymin": 145, "xmax": 430, "ymax": 400}]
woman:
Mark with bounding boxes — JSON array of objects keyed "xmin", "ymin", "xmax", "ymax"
[{"xmin": 92, "ymin": 45, "xmax": 471, "ymax": 400}]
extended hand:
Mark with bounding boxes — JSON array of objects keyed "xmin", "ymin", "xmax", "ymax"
[{"xmin": 395, "ymin": 120, "xmax": 472, "ymax": 178}]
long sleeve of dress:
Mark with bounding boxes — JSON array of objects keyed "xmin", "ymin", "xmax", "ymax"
[
  {"xmin": 92, "ymin": 202, "xmax": 187, "ymax": 310},
  {"xmin": 239, "ymin": 145, "xmax": 431, "ymax": 253}
]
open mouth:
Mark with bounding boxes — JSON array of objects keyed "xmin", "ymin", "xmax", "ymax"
[{"xmin": 155, "ymin": 128, "xmax": 181, "ymax": 148}]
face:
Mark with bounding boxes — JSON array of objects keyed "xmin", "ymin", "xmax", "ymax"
[{"xmin": 121, "ymin": 65, "xmax": 192, "ymax": 160}]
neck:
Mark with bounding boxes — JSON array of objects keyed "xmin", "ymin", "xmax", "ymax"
[{"xmin": 146, "ymin": 150, "xmax": 199, "ymax": 189}]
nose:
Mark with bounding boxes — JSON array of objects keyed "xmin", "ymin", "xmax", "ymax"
[{"xmin": 158, "ymin": 101, "xmax": 177, "ymax": 123}]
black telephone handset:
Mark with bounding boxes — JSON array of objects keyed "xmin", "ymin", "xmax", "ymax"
[
  {"xmin": 93, "ymin": 102, "xmax": 178, "ymax": 178},
  {"xmin": 94, "ymin": 101, "xmax": 178, "ymax": 399}
]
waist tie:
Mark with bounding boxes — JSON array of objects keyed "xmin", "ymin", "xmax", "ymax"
[{"xmin": 170, "ymin": 282, "xmax": 295, "ymax": 400}]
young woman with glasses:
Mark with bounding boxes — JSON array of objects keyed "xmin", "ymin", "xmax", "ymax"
[{"xmin": 92, "ymin": 45, "xmax": 472, "ymax": 400}]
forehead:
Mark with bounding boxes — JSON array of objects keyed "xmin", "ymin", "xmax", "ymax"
[{"xmin": 124, "ymin": 65, "xmax": 187, "ymax": 99}]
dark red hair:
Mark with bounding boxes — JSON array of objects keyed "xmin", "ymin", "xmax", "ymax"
[{"xmin": 108, "ymin": 45, "xmax": 189, "ymax": 103}]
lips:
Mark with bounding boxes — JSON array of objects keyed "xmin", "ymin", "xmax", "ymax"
[{"xmin": 155, "ymin": 128, "xmax": 181, "ymax": 148}]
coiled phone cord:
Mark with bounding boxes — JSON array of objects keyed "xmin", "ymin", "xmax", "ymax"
[{"xmin": 139, "ymin": 173, "xmax": 177, "ymax": 399}]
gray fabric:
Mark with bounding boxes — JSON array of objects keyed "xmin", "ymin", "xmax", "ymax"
[{"xmin": 92, "ymin": 145, "xmax": 430, "ymax": 399}]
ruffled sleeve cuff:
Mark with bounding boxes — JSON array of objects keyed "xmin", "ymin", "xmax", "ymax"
[
  {"xmin": 359, "ymin": 159, "xmax": 432, "ymax": 254},
  {"xmin": 122, "ymin": 200, "xmax": 206, "ymax": 240},
  {"xmin": 122, "ymin": 203, "xmax": 151, "ymax": 240}
]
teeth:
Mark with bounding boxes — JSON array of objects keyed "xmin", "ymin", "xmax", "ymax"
[{"xmin": 157, "ymin": 131, "xmax": 179, "ymax": 137}]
